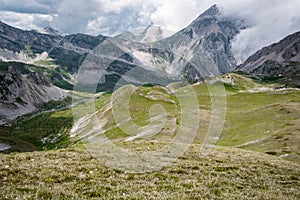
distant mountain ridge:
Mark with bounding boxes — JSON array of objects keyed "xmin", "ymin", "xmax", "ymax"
[
  {"xmin": 42, "ymin": 27, "xmax": 64, "ymax": 36},
  {"xmin": 0, "ymin": 20, "xmax": 106, "ymax": 70},
  {"xmin": 115, "ymin": 23, "xmax": 175, "ymax": 43},
  {"xmin": 237, "ymin": 31, "xmax": 300, "ymax": 87}
]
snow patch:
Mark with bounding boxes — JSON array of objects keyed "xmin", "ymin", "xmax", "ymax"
[
  {"xmin": 0, "ymin": 142, "xmax": 11, "ymax": 151},
  {"xmin": 236, "ymin": 137, "xmax": 269, "ymax": 147},
  {"xmin": 279, "ymin": 154, "xmax": 289, "ymax": 159}
]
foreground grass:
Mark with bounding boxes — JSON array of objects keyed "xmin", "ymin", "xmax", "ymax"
[{"xmin": 0, "ymin": 143, "xmax": 299, "ymax": 199}]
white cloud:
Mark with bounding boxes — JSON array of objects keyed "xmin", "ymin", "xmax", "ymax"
[
  {"xmin": 0, "ymin": 0, "xmax": 59, "ymax": 14},
  {"xmin": 150, "ymin": 0, "xmax": 199, "ymax": 31},
  {"xmin": 0, "ymin": 11, "xmax": 54, "ymax": 30}
]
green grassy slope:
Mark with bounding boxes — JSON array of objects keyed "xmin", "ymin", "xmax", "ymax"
[
  {"xmin": 214, "ymin": 74, "xmax": 300, "ymax": 163},
  {"xmin": 1, "ymin": 73, "xmax": 299, "ymax": 163},
  {"xmin": 0, "ymin": 108, "xmax": 73, "ymax": 152},
  {"xmin": 0, "ymin": 144, "xmax": 299, "ymax": 199},
  {"xmin": 0, "ymin": 92, "xmax": 110, "ymax": 153}
]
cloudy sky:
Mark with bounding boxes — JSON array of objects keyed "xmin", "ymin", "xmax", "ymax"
[{"xmin": 0, "ymin": 0, "xmax": 300, "ymax": 60}]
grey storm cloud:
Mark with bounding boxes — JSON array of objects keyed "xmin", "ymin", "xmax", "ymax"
[
  {"xmin": 53, "ymin": 0, "xmax": 102, "ymax": 34},
  {"xmin": 0, "ymin": 0, "xmax": 299, "ymax": 61},
  {"xmin": 0, "ymin": 0, "xmax": 158, "ymax": 35},
  {"xmin": 52, "ymin": 0, "xmax": 157, "ymax": 35},
  {"xmin": 0, "ymin": 0, "xmax": 60, "ymax": 14}
]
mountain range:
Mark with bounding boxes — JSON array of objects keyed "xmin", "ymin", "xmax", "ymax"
[{"xmin": 0, "ymin": 4, "xmax": 299, "ymax": 125}]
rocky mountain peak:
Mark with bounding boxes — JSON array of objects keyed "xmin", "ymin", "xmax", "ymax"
[
  {"xmin": 187, "ymin": 5, "xmax": 220, "ymax": 31},
  {"xmin": 42, "ymin": 27, "xmax": 64, "ymax": 36},
  {"xmin": 157, "ymin": 4, "xmax": 243, "ymax": 80},
  {"xmin": 197, "ymin": 4, "xmax": 219, "ymax": 19},
  {"xmin": 140, "ymin": 24, "xmax": 164, "ymax": 43}
]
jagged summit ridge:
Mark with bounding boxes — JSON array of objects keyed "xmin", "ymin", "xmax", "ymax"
[
  {"xmin": 42, "ymin": 27, "xmax": 64, "ymax": 36},
  {"xmin": 194, "ymin": 4, "xmax": 219, "ymax": 21}
]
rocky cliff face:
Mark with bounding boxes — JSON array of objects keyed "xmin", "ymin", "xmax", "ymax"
[
  {"xmin": 157, "ymin": 5, "xmax": 246, "ymax": 81},
  {"xmin": 0, "ymin": 66, "xmax": 67, "ymax": 125},
  {"xmin": 237, "ymin": 31, "xmax": 300, "ymax": 87}
]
